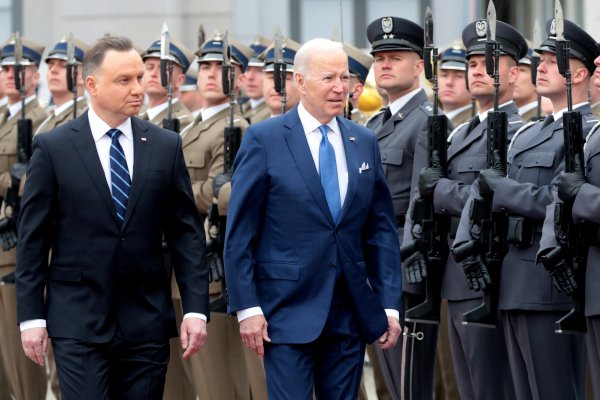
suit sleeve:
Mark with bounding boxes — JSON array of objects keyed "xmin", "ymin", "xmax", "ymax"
[
  {"xmin": 164, "ymin": 134, "xmax": 209, "ymax": 318},
  {"xmin": 223, "ymin": 127, "xmax": 269, "ymax": 313},
  {"xmin": 15, "ymin": 136, "xmax": 55, "ymax": 323}
]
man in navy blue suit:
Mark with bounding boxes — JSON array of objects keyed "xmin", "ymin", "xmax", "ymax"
[{"xmin": 224, "ymin": 38, "xmax": 403, "ymax": 399}]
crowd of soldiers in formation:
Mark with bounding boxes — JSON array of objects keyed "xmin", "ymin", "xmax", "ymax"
[{"xmin": 1, "ymin": 8, "xmax": 600, "ymax": 400}]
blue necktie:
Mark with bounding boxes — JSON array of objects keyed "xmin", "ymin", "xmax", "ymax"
[
  {"xmin": 318, "ymin": 125, "xmax": 341, "ymax": 222},
  {"xmin": 108, "ymin": 129, "xmax": 131, "ymax": 224}
]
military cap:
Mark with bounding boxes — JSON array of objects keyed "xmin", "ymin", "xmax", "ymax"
[
  {"xmin": 440, "ymin": 44, "xmax": 467, "ymax": 71},
  {"xmin": 1, "ymin": 34, "xmax": 45, "ymax": 66},
  {"xmin": 260, "ymin": 37, "xmax": 301, "ymax": 72},
  {"xmin": 343, "ymin": 43, "xmax": 373, "ymax": 83},
  {"xmin": 535, "ymin": 18, "xmax": 600, "ymax": 73},
  {"xmin": 366, "ymin": 16, "xmax": 424, "ymax": 56},
  {"xmin": 196, "ymin": 30, "xmax": 253, "ymax": 72},
  {"xmin": 248, "ymin": 35, "xmax": 271, "ymax": 68},
  {"xmin": 141, "ymin": 37, "xmax": 194, "ymax": 73},
  {"xmin": 45, "ymin": 34, "xmax": 89, "ymax": 63},
  {"xmin": 462, "ymin": 20, "xmax": 528, "ymax": 62}
]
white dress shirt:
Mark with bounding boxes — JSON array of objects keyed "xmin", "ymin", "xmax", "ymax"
[
  {"xmin": 7, "ymin": 95, "xmax": 37, "ymax": 120},
  {"xmin": 388, "ymin": 87, "xmax": 422, "ymax": 116}
]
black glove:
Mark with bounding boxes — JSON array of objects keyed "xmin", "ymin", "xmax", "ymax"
[
  {"xmin": 404, "ymin": 251, "xmax": 427, "ymax": 284},
  {"xmin": 547, "ymin": 259, "xmax": 577, "ymax": 295},
  {"xmin": 558, "ymin": 154, "xmax": 586, "ymax": 203},
  {"xmin": 0, "ymin": 218, "xmax": 17, "ymax": 251},
  {"xmin": 418, "ymin": 150, "xmax": 444, "ymax": 197},
  {"xmin": 478, "ymin": 150, "xmax": 506, "ymax": 196},
  {"xmin": 213, "ymin": 172, "xmax": 232, "ymax": 199},
  {"xmin": 462, "ymin": 254, "xmax": 491, "ymax": 291}
]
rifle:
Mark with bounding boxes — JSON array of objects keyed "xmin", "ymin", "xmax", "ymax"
[
  {"xmin": 451, "ymin": 1, "xmax": 508, "ymax": 327},
  {"xmin": 206, "ymin": 31, "xmax": 243, "ymax": 312},
  {"xmin": 159, "ymin": 23, "xmax": 180, "ymax": 133},
  {"xmin": 273, "ymin": 29, "xmax": 287, "ymax": 114},
  {"xmin": 539, "ymin": 0, "xmax": 587, "ymax": 334},
  {"xmin": 65, "ymin": 33, "xmax": 80, "ymax": 119},
  {"xmin": 399, "ymin": 7, "xmax": 449, "ymax": 324}
]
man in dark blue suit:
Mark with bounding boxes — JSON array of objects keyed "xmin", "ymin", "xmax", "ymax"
[
  {"xmin": 15, "ymin": 36, "xmax": 209, "ymax": 399},
  {"xmin": 224, "ymin": 38, "xmax": 403, "ymax": 399}
]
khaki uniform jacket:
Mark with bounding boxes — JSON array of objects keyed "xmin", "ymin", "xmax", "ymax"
[
  {"xmin": 139, "ymin": 100, "xmax": 193, "ymax": 131},
  {"xmin": 35, "ymin": 99, "xmax": 89, "ymax": 135},
  {"xmin": 243, "ymin": 100, "xmax": 271, "ymax": 124},
  {"xmin": 592, "ymin": 102, "xmax": 600, "ymax": 118},
  {"xmin": 449, "ymin": 106, "xmax": 473, "ymax": 128}
]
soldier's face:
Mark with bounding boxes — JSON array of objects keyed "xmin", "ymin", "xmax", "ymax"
[
  {"xmin": 85, "ymin": 49, "xmax": 144, "ymax": 125},
  {"xmin": 467, "ymin": 55, "xmax": 517, "ymax": 101},
  {"xmin": 0, "ymin": 64, "xmax": 40, "ymax": 100},
  {"xmin": 243, "ymin": 66, "xmax": 264, "ymax": 99},
  {"xmin": 197, "ymin": 60, "xmax": 239, "ymax": 107},
  {"xmin": 46, "ymin": 59, "xmax": 68, "ymax": 94},
  {"xmin": 263, "ymin": 70, "xmax": 300, "ymax": 115},
  {"xmin": 373, "ymin": 50, "xmax": 422, "ymax": 101},
  {"xmin": 438, "ymin": 69, "xmax": 471, "ymax": 109},
  {"xmin": 142, "ymin": 58, "xmax": 184, "ymax": 98},
  {"xmin": 295, "ymin": 51, "xmax": 349, "ymax": 124},
  {"xmin": 513, "ymin": 64, "xmax": 536, "ymax": 104}
]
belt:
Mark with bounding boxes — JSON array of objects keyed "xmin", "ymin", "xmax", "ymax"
[{"xmin": 396, "ymin": 214, "xmax": 406, "ymax": 227}]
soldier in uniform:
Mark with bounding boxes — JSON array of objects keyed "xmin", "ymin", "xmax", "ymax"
[
  {"xmin": 0, "ymin": 36, "xmax": 47, "ymax": 400},
  {"xmin": 455, "ymin": 18, "xmax": 598, "ymax": 400},
  {"xmin": 416, "ymin": 20, "xmax": 527, "ymax": 400},
  {"xmin": 0, "ymin": 69, "xmax": 9, "ymax": 400},
  {"xmin": 37, "ymin": 35, "xmax": 89, "ymax": 135},
  {"xmin": 261, "ymin": 37, "xmax": 302, "ymax": 117},
  {"xmin": 439, "ymin": 44, "xmax": 473, "ymax": 127},
  {"xmin": 180, "ymin": 31, "xmax": 262, "ymax": 400},
  {"xmin": 365, "ymin": 16, "xmax": 444, "ymax": 400},
  {"xmin": 343, "ymin": 43, "xmax": 373, "ymax": 125},
  {"xmin": 179, "ymin": 68, "xmax": 203, "ymax": 119},
  {"xmin": 139, "ymin": 35, "xmax": 194, "ymax": 128},
  {"xmin": 241, "ymin": 35, "xmax": 271, "ymax": 124},
  {"xmin": 514, "ymin": 46, "xmax": 544, "ymax": 122}
]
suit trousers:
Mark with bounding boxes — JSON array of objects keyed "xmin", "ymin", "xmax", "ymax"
[
  {"xmin": 502, "ymin": 310, "xmax": 585, "ymax": 400},
  {"xmin": 52, "ymin": 329, "xmax": 169, "ymax": 400},
  {"xmin": 263, "ymin": 278, "xmax": 365, "ymax": 400},
  {"xmin": 586, "ymin": 316, "xmax": 600, "ymax": 400},
  {"xmin": 0, "ymin": 265, "xmax": 48, "ymax": 400}
]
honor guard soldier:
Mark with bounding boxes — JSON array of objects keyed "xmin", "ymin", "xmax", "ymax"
[
  {"xmin": 462, "ymin": 17, "xmax": 599, "ymax": 400},
  {"xmin": 37, "ymin": 35, "xmax": 89, "ymax": 135},
  {"xmin": 242, "ymin": 35, "xmax": 271, "ymax": 124},
  {"xmin": 261, "ymin": 36, "xmax": 302, "ymax": 117},
  {"xmin": 514, "ymin": 46, "xmax": 544, "ymax": 122},
  {"xmin": 366, "ymin": 16, "xmax": 447, "ymax": 400},
  {"xmin": 416, "ymin": 19, "xmax": 528, "ymax": 400},
  {"xmin": 181, "ymin": 31, "xmax": 265, "ymax": 400},
  {"xmin": 439, "ymin": 44, "xmax": 474, "ymax": 127},
  {"xmin": 343, "ymin": 43, "xmax": 373, "ymax": 125},
  {"xmin": 0, "ymin": 35, "xmax": 48, "ymax": 400},
  {"xmin": 139, "ymin": 34, "xmax": 195, "ymax": 129}
]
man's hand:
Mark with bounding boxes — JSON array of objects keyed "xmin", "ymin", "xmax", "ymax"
[
  {"xmin": 558, "ymin": 154, "xmax": 586, "ymax": 203},
  {"xmin": 378, "ymin": 316, "xmax": 401, "ymax": 350},
  {"xmin": 478, "ymin": 150, "xmax": 506, "ymax": 196},
  {"xmin": 418, "ymin": 150, "xmax": 445, "ymax": 197},
  {"xmin": 21, "ymin": 327, "xmax": 48, "ymax": 366},
  {"xmin": 462, "ymin": 254, "xmax": 491, "ymax": 291},
  {"xmin": 404, "ymin": 251, "xmax": 427, "ymax": 284},
  {"xmin": 240, "ymin": 314, "xmax": 271, "ymax": 357},
  {"xmin": 180, "ymin": 317, "xmax": 207, "ymax": 359}
]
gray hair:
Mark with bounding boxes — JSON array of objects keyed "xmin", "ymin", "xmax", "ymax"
[
  {"xmin": 293, "ymin": 38, "xmax": 346, "ymax": 80},
  {"xmin": 83, "ymin": 35, "xmax": 134, "ymax": 79}
]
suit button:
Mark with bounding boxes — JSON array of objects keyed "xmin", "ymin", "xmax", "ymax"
[{"xmin": 329, "ymin": 263, "xmax": 336, "ymax": 270}]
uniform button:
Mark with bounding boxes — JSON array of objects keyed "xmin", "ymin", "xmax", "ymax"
[
  {"xmin": 518, "ymin": 164, "xmax": 522, "ymax": 168},
  {"xmin": 468, "ymin": 164, "xmax": 473, "ymax": 169},
  {"xmin": 329, "ymin": 263, "xmax": 336, "ymax": 270},
  {"xmin": 382, "ymin": 155, "xmax": 387, "ymax": 160}
]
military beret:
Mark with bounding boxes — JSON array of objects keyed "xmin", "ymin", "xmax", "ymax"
[
  {"xmin": 196, "ymin": 30, "xmax": 253, "ymax": 72},
  {"xmin": 366, "ymin": 16, "xmax": 424, "ymax": 56},
  {"xmin": 141, "ymin": 37, "xmax": 194, "ymax": 73},
  {"xmin": 1, "ymin": 34, "xmax": 45, "ymax": 66},
  {"xmin": 440, "ymin": 45, "xmax": 467, "ymax": 71},
  {"xmin": 462, "ymin": 20, "xmax": 528, "ymax": 62},
  {"xmin": 260, "ymin": 37, "xmax": 301, "ymax": 72},
  {"xmin": 248, "ymin": 35, "xmax": 271, "ymax": 68},
  {"xmin": 45, "ymin": 35, "xmax": 89, "ymax": 64},
  {"xmin": 343, "ymin": 43, "xmax": 373, "ymax": 83},
  {"xmin": 535, "ymin": 18, "xmax": 600, "ymax": 73}
]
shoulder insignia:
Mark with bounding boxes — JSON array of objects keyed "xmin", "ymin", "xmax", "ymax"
[
  {"xmin": 584, "ymin": 120, "xmax": 600, "ymax": 152},
  {"xmin": 507, "ymin": 121, "xmax": 537, "ymax": 153},
  {"xmin": 419, "ymin": 102, "xmax": 434, "ymax": 115},
  {"xmin": 447, "ymin": 121, "xmax": 469, "ymax": 143}
]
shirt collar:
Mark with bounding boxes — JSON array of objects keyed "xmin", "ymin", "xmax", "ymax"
[
  {"xmin": 518, "ymin": 101, "xmax": 537, "ymax": 116},
  {"xmin": 8, "ymin": 95, "xmax": 36, "ymax": 119},
  {"xmin": 54, "ymin": 97, "xmax": 86, "ymax": 117},
  {"xmin": 298, "ymin": 101, "xmax": 340, "ymax": 136},
  {"xmin": 478, "ymin": 100, "xmax": 514, "ymax": 123},
  {"xmin": 146, "ymin": 99, "xmax": 178, "ymax": 121},
  {"xmin": 88, "ymin": 105, "xmax": 134, "ymax": 143},
  {"xmin": 200, "ymin": 103, "xmax": 229, "ymax": 122},
  {"xmin": 249, "ymin": 98, "xmax": 264, "ymax": 109},
  {"xmin": 0, "ymin": 97, "xmax": 7, "ymax": 108},
  {"xmin": 388, "ymin": 87, "xmax": 422, "ymax": 116},
  {"xmin": 444, "ymin": 103, "xmax": 472, "ymax": 121},
  {"xmin": 553, "ymin": 102, "xmax": 588, "ymax": 121}
]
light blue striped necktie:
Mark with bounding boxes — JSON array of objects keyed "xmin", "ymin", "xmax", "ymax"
[
  {"xmin": 318, "ymin": 125, "xmax": 341, "ymax": 222},
  {"xmin": 108, "ymin": 128, "xmax": 131, "ymax": 224}
]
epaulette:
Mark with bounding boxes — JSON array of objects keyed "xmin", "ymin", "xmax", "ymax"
[
  {"xmin": 584, "ymin": 120, "xmax": 600, "ymax": 152},
  {"xmin": 508, "ymin": 121, "xmax": 537, "ymax": 152},
  {"xmin": 447, "ymin": 121, "xmax": 469, "ymax": 143},
  {"xmin": 583, "ymin": 113, "xmax": 599, "ymax": 125},
  {"xmin": 365, "ymin": 108, "xmax": 386, "ymax": 126},
  {"xmin": 419, "ymin": 102, "xmax": 434, "ymax": 116},
  {"xmin": 508, "ymin": 112, "xmax": 524, "ymax": 126}
]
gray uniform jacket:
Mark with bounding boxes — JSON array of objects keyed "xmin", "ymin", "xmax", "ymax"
[{"xmin": 434, "ymin": 101, "xmax": 523, "ymax": 300}]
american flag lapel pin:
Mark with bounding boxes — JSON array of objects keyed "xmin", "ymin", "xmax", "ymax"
[
  {"xmin": 141, "ymin": 137, "xmax": 147, "ymax": 142},
  {"xmin": 349, "ymin": 136, "xmax": 356, "ymax": 141}
]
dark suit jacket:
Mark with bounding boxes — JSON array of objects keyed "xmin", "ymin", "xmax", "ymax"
[
  {"xmin": 16, "ymin": 112, "xmax": 208, "ymax": 343},
  {"xmin": 224, "ymin": 106, "xmax": 402, "ymax": 345}
]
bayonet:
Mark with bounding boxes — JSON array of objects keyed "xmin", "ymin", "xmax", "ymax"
[
  {"xmin": 532, "ymin": 20, "xmax": 543, "ymax": 119},
  {"xmin": 273, "ymin": 27, "xmax": 287, "ymax": 113},
  {"xmin": 486, "ymin": 1, "xmax": 497, "ymax": 42},
  {"xmin": 66, "ymin": 32, "xmax": 79, "ymax": 118},
  {"xmin": 159, "ymin": 23, "xmax": 179, "ymax": 132}
]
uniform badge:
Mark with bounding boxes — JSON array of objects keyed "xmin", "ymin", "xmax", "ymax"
[
  {"xmin": 381, "ymin": 17, "xmax": 393, "ymax": 34},
  {"xmin": 550, "ymin": 19, "xmax": 556, "ymax": 35},
  {"xmin": 475, "ymin": 20, "xmax": 487, "ymax": 37}
]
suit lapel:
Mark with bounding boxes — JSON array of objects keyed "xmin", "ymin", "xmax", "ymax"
[
  {"xmin": 377, "ymin": 89, "xmax": 428, "ymax": 141},
  {"xmin": 337, "ymin": 117, "xmax": 357, "ymax": 224},
  {"xmin": 283, "ymin": 108, "xmax": 333, "ymax": 223},
  {"xmin": 447, "ymin": 120, "xmax": 484, "ymax": 161},
  {"xmin": 510, "ymin": 122, "xmax": 556, "ymax": 159},
  {"xmin": 69, "ymin": 112, "xmax": 120, "ymax": 225}
]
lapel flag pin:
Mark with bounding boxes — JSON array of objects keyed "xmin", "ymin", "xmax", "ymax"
[
  {"xmin": 349, "ymin": 136, "xmax": 356, "ymax": 141},
  {"xmin": 141, "ymin": 137, "xmax": 147, "ymax": 142}
]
